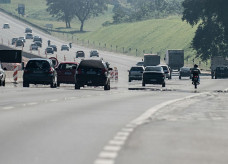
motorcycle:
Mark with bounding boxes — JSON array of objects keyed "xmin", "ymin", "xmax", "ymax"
[{"xmin": 192, "ymin": 75, "xmax": 199, "ymax": 89}]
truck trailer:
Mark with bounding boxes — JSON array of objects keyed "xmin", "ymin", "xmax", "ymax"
[
  {"xmin": 165, "ymin": 50, "xmax": 184, "ymax": 71},
  {"xmin": 143, "ymin": 54, "xmax": 160, "ymax": 67}
]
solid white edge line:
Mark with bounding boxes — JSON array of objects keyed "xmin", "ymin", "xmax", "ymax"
[{"xmin": 94, "ymin": 92, "xmax": 210, "ymax": 164}]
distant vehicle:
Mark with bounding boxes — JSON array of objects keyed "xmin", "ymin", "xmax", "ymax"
[
  {"xmin": 160, "ymin": 65, "xmax": 171, "ymax": 79},
  {"xmin": 128, "ymin": 66, "xmax": 144, "ymax": 82},
  {"xmin": 142, "ymin": 66, "xmax": 166, "ymax": 87},
  {"xmin": 211, "ymin": 56, "xmax": 228, "ymax": 79},
  {"xmin": 56, "ymin": 62, "xmax": 78, "ymax": 87},
  {"xmin": 75, "ymin": 59, "xmax": 112, "ymax": 90},
  {"xmin": 11, "ymin": 38, "xmax": 18, "ymax": 45},
  {"xmin": 136, "ymin": 61, "xmax": 144, "ymax": 66},
  {"xmin": 143, "ymin": 54, "xmax": 160, "ymax": 67},
  {"xmin": 35, "ymin": 41, "xmax": 42, "ymax": 47},
  {"xmin": 45, "ymin": 47, "xmax": 54, "ymax": 54},
  {"xmin": 25, "ymin": 33, "xmax": 33, "ymax": 39},
  {"xmin": 76, "ymin": 51, "xmax": 85, "ymax": 58},
  {"xmin": 0, "ymin": 64, "xmax": 6, "ymax": 86},
  {"xmin": 25, "ymin": 27, "xmax": 32, "ymax": 33},
  {"xmin": 30, "ymin": 43, "xmax": 38, "ymax": 50},
  {"xmin": 16, "ymin": 40, "xmax": 24, "ymax": 47},
  {"xmin": 90, "ymin": 50, "xmax": 99, "ymax": 57},
  {"xmin": 214, "ymin": 66, "xmax": 228, "ymax": 79},
  {"xmin": 3, "ymin": 23, "xmax": 10, "ymax": 29},
  {"xmin": 61, "ymin": 45, "xmax": 69, "ymax": 51},
  {"xmin": 33, "ymin": 36, "xmax": 42, "ymax": 43},
  {"xmin": 23, "ymin": 58, "xmax": 57, "ymax": 88},
  {"xmin": 165, "ymin": 50, "xmax": 184, "ymax": 71},
  {"xmin": 18, "ymin": 37, "xmax": 26, "ymax": 43},
  {"xmin": 49, "ymin": 45, "xmax": 57, "ymax": 52},
  {"xmin": 179, "ymin": 67, "xmax": 192, "ymax": 79}
]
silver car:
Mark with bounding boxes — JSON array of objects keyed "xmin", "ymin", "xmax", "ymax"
[
  {"xmin": 0, "ymin": 64, "xmax": 6, "ymax": 86},
  {"xmin": 128, "ymin": 66, "xmax": 144, "ymax": 82}
]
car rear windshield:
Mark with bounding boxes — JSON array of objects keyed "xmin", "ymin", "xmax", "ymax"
[
  {"xmin": 26, "ymin": 60, "xmax": 50, "ymax": 70},
  {"xmin": 79, "ymin": 60, "xmax": 105, "ymax": 69},
  {"xmin": 130, "ymin": 67, "xmax": 143, "ymax": 71},
  {"xmin": 58, "ymin": 63, "xmax": 77, "ymax": 69},
  {"xmin": 181, "ymin": 67, "xmax": 190, "ymax": 71},
  {"xmin": 145, "ymin": 66, "xmax": 162, "ymax": 72}
]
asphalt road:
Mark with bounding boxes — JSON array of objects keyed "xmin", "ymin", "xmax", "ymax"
[{"xmin": 1, "ymin": 11, "xmax": 228, "ymax": 164}]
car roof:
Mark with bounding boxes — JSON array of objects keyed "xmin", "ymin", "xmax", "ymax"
[
  {"xmin": 59, "ymin": 62, "xmax": 78, "ymax": 64},
  {"xmin": 28, "ymin": 58, "xmax": 51, "ymax": 62}
]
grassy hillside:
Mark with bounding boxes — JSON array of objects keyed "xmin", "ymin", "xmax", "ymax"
[
  {"xmin": 0, "ymin": 0, "xmax": 206, "ymax": 68},
  {"xmin": 72, "ymin": 16, "xmax": 197, "ymax": 61},
  {"xmin": 0, "ymin": 0, "xmax": 113, "ymax": 32}
]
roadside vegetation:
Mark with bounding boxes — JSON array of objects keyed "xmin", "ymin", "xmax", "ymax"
[{"xmin": 0, "ymin": 0, "xmax": 212, "ymax": 69}]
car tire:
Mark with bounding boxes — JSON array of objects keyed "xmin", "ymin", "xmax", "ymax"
[
  {"xmin": 2, "ymin": 80, "xmax": 5, "ymax": 86},
  {"xmin": 142, "ymin": 81, "xmax": 145, "ymax": 87},
  {"xmin": 179, "ymin": 76, "xmax": 181, "ymax": 79},
  {"xmin": 104, "ymin": 80, "xmax": 110, "ymax": 90},
  {"xmin": 162, "ymin": 83, "xmax": 166, "ymax": 87},
  {"xmin": 57, "ymin": 82, "xmax": 60, "ymax": 87},
  {"xmin": 75, "ymin": 83, "xmax": 80, "ymax": 90},
  {"xmin": 0, "ymin": 81, "xmax": 1, "ymax": 86},
  {"xmin": 129, "ymin": 78, "xmax": 131, "ymax": 82},
  {"xmin": 23, "ymin": 82, "xmax": 29, "ymax": 87}
]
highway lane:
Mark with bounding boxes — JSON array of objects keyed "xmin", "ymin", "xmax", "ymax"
[{"xmin": 1, "ymin": 10, "xmax": 228, "ymax": 164}]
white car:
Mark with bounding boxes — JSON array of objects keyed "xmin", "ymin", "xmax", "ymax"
[{"xmin": 3, "ymin": 23, "xmax": 10, "ymax": 29}]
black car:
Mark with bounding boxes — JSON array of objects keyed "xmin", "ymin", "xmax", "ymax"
[
  {"xmin": 0, "ymin": 64, "xmax": 6, "ymax": 86},
  {"xmin": 50, "ymin": 45, "xmax": 57, "ymax": 52},
  {"xmin": 90, "ymin": 50, "xmax": 99, "ymax": 57},
  {"xmin": 35, "ymin": 41, "xmax": 42, "ymax": 47},
  {"xmin": 16, "ymin": 40, "xmax": 24, "ymax": 47},
  {"xmin": 76, "ymin": 51, "xmax": 85, "ymax": 58},
  {"xmin": 214, "ymin": 66, "xmax": 228, "ymax": 79},
  {"xmin": 142, "ymin": 66, "xmax": 166, "ymax": 87},
  {"xmin": 11, "ymin": 38, "xmax": 18, "ymax": 45},
  {"xmin": 33, "ymin": 36, "xmax": 42, "ymax": 43},
  {"xmin": 25, "ymin": 27, "xmax": 32, "ymax": 33},
  {"xmin": 23, "ymin": 58, "xmax": 57, "ymax": 88},
  {"xmin": 75, "ymin": 59, "xmax": 112, "ymax": 90},
  {"xmin": 45, "ymin": 47, "xmax": 54, "ymax": 54},
  {"xmin": 179, "ymin": 67, "xmax": 192, "ymax": 79}
]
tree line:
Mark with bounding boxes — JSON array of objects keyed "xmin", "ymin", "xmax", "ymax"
[
  {"xmin": 112, "ymin": 0, "xmax": 183, "ymax": 23},
  {"xmin": 182, "ymin": 0, "xmax": 228, "ymax": 60},
  {"xmin": 46, "ymin": 0, "xmax": 107, "ymax": 31}
]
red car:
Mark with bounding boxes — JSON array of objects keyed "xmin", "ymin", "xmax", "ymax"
[{"xmin": 56, "ymin": 62, "xmax": 78, "ymax": 87}]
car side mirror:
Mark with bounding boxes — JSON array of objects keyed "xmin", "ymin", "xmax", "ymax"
[
  {"xmin": 108, "ymin": 68, "xmax": 113, "ymax": 71},
  {"xmin": 55, "ymin": 68, "xmax": 59, "ymax": 71}
]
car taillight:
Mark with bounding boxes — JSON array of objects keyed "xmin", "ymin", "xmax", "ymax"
[{"xmin": 48, "ymin": 67, "xmax": 54, "ymax": 74}]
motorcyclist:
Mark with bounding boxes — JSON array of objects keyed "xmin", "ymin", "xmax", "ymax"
[{"xmin": 191, "ymin": 64, "xmax": 201, "ymax": 84}]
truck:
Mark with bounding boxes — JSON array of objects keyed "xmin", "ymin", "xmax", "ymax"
[
  {"xmin": 143, "ymin": 54, "xmax": 160, "ymax": 67},
  {"xmin": 211, "ymin": 56, "xmax": 228, "ymax": 79},
  {"xmin": 165, "ymin": 50, "xmax": 184, "ymax": 71}
]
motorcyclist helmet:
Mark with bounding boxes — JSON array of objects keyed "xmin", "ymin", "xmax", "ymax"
[{"xmin": 194, "ymin": 64, "xmax": 198, "ymax": 68}]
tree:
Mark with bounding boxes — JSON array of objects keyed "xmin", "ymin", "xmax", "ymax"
[
  {"xmin": 46, "ymin": 0, "xmax": 75, "ymax": 28},
  {"xmin": 74, "ymin": 0, "xmax": 107, "ymax": 32},
  {"xmin": 182, "ymin": 0, "xmax": 228, "ymax": 60}
]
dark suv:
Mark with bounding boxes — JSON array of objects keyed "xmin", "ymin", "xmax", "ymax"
[
  {"xmin": 23, "ymin": 58, "xmax": 57, "ymax": 88},
  {"xmin": 75, "ymin": 59, "xmax": 112, "ymax": 90}
]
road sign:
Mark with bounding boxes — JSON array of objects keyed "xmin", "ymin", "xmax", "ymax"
[
  {"xmin": 0, "ymin": 50, "xmax": 22, "ymax": 63},
  {"xmin": 0, "ymin": 0, "xmax": 11, "ymax": 4},
  {"xmin": 49, "ymin": 57, "xmax": 58, "ymax": 68}
]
